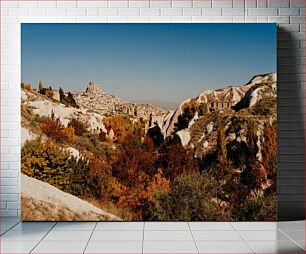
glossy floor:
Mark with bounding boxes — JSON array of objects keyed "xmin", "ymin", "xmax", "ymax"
[{"xmin": 0, "ymin": 219, "xmax": 304, "ymax": 253}]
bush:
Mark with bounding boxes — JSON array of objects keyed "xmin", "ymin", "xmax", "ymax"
[
  {"xmin": 68, "ymin": 118, "xmax": 88, "ymax": 136},
  {"xmin": 232, "ymin": 193, "xmax": 276, "ymax": 221},
  {"xmin": 40, "ymin": 112, "xmax": 75, "ymax": 142},
  {"xmin": 21, "ymin": 138, "xmax": 72, "ymax": 190},
  {"xmin": 60, "ymin": 126, "xmax": 75, "ymax": 140},
  {"xmin": 21, "ymin": 137, "xmax": 100, "ymax": 198},
  {"xmin": 88, "ymin": 154, "xmax": 122, "ymax": 201},
  {"xmin": 103, "ymin": 115, "xmax": 144, "ymax": 143},
  {"xmin": 157, "ymin": 142, "xmax": 199, "ymax": 181},
  {"xmin": 148, "ymin": 173, "xmax": 230, "ymax": 221},
  {"xmin": 251, "ymin": 96, "xmax": 276, "ymax": 116},
  {"xmin": 39, "ymin": 112, "xmax": 63, "ymax": 142},
  {"xmin": 29, "ymin": 114, "xmax": 48, "ymax": 129}
]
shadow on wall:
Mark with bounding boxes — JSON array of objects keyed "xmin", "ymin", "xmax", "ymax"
[{"xmin": 277, "ymin": 27, "xmax": 305, "ymax": 221}]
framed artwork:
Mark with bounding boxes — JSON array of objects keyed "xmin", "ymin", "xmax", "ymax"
[{"xmin": 21, "ymin": 23, "xmax": 277, "ymax": 221}]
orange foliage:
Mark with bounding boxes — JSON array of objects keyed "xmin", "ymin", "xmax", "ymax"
[
  {"xmin": 157, "ymin": 142, "xmax": 199, "ymax": 181},
  {"xmin": 40, "ymin": 112, "xmax": 75, "ymax": 142},
  {"xmin": 60, "ymin": 126, "xmax": 75, "ymax": 140},
  {"xmin": 118, "ymin": 168, "xmax": 169, "ymax": 209},
  {"xmin": 88, "ymin": 154, "xmax": 121, "ymax": 200},
  {"xmin": 112, "ymin": 134, "xmax": 169, "ymax": 211},
  {"xmin": 103, "ymin": 116, "xmax": 144, "ymax": 143},
  {"xmin": 39, "ymin": 112, "xmax": 63, "ymax": 142}
]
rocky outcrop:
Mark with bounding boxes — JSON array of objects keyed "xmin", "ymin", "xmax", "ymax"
[
  {"xmin": 74, "ymin": 82, "xmax": 164, "ymax": 119},
  {"xmin": 86, "ymin": 82, "xmax": 104, "ymax": 94},
  {"xmin": 159, "ymin": 72, "xmax": 276, "ymax": 138}
]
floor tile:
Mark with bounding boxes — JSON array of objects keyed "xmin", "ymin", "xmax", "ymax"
[
  {"xmin": 96, "ymin": 222, "xmax": 144, "ymax": 231},
  {"xmin": 276, "ymin": 221, "xmax": 305, "ymax": 231},
  {"xmin": 90, "ymin": 230, "xmax": 143, "ymax": 241},
  {"xmin": 231, "ymin": 222, "xmax": 275, "ymax": 231},
  {"xmin": 0, "ymin": 241, "xmax": 37, "ymax": 253},
  {"xmin": 85, "ymin": 241, "xmax": 143, "ymax": 253},
  {"xmin": 1, "ymin": 230, "xmax": 48, "ymax": 242},
  {"xmin": 281, "ymin": 230, "xmax": 305, "ymax": 249},
  {"xmin": 42, "ymin": 230, "xmax": 92, "ymax": 242},
  {"xmin": 197, "ymin": 241, "xmax": 253, "ymax": 253},
  {"xmin": 248, "ymin": 240, "xmax": 305, "ymax": 253},
  {"xmin": 1, "ymin": 222, "xmax": 20, "ymax": 234},
  {"xmin": 145, "ymin": 221, "xmax": 190, "ymax": 231},
  {"xmin": 239, "ymin": 230, "xmax": 290, "ymax": 241},
  {"xmin": 193, "ymin": 230, "xmax": 243, "ymax": 241},
  {"xmin": 189, "ymin": 222, "xmax": 234, "ymax": 231},
  {"xmin": 52, "ymin": 222, "xmax": 96, "ymax": 231},
  {"xmin": 11, "ymin": 222, "xmax": 55, "ymax": 231},
  {"xmin": 143, "ymin": 241, "xmax": 198, "ymax": 253},
  {"xmin": 32, "ymin": 241, "xmax": 87, "ymax": 253},
  {"xmin": 144, "ymin": 230, "xmax": 193, "ymax": 241}
]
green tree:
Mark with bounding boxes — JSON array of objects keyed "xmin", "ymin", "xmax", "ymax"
[
  {"xmin": 66, "ymin": 92, "xmax": 77, "ymax": 107},
  {"xmin": 38, "ymin": 81, "xmax": 43, "ymax": 92},
  {"xmin": 59, "ymin": 87, "xmax": 65, "ymax": 102}
]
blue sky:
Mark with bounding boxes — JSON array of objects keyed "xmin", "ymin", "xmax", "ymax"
[{"xmin": 22, "ymin": 23, "xmax": 276, "ymax": 104}]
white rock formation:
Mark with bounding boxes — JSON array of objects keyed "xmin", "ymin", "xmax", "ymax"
[{"xmin": 21, "ymin": 173, "xmax": 120, "ymax": 221}]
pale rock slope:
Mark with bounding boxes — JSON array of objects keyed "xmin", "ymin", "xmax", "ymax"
[{"xmin": 21, "ymin": 173, "xmax": 120, "ymax": 221}]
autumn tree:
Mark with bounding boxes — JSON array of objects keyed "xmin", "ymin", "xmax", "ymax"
[
  {"xmin": 157, "ymin": 142, "xmax": 199, "ymax": 181},
  {"xmin": 262, "ymin": 122, "xmax": 277, "ymax": 177},
  {"xmin": 112, "ymin": 134, "xmax": 169, "ymax": 216}
]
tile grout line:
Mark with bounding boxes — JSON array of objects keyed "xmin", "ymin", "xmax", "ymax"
[
  {"xmin": 276, "ymin": 227, "xmax": 306, "ymax": 251},
  {"xmin": 0, "ymin": 220, "xmax": 20, "ymax": 236},
  {"xmin": 29, "ymin": 222, "xmax": 57, "ymax": 254},
  {"xmin": 229, "ymin": 222, "xmax": 256, "ymax": 254},
  {"xmin": 141, "ymin": 222, "xmax": 145, "ymax": 254},
  {"xmin": 187, "ymin": 222, "xmax": 200, "ymax": 254},
  {"xmin": 82, "ymin": 222, "xmax": 97, "ymax": 254}
]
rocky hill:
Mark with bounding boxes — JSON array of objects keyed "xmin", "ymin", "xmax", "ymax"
[
  {"xmin": 158, "ymin": 73, "xmax": 276, "ymax": 138},
  {"xmin": 73, "ymin": 82, "xmax": 164, "ymax": 119},
  {"xmin": 148, "ymin": 72, "xmax": 277, "ymax": 162}
]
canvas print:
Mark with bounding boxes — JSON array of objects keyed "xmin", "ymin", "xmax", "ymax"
[{"xmin": 21, "ymin": 24, "xmax": 277, "ymax": 221}]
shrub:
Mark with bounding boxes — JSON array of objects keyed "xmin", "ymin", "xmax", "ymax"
[
  {"xmin": 148, "ymin": 173, "xmax": 230, "ymax": 221},
  {"xmin": 240, "ymin": 162, "xmax": 268, "ymax": 197},
  {"xmin": 103, "ymin": 115, "xmax": 144, "ymax": 143},
  {"xmin": 68, "ymin": 118, "xmax": 88, "ymax": 136},
  {"xmin": 60, "ymin": 126, "xmax": 75, "ymax": 141},
  {"xmin": 251, "ymin": 96, "xmax": 276, "ymax": 116},
  {"xmin": 21, "ymin": 137, "xmax": 99, "ymax": 198},
  {"xmin": 40, "ymin": 112, "xmax": 75, "ymax": 142},
  {"xmin": 157, "ymin": 142, "xmax": 199, "ymax": 181},
  {"xmin": 29, "ymin": 114, "xmax": 48, "ymax": 129},
  {"xmin": 232, "ymin": 193, "xmax": 276, "ymax": 221},
  {"xmin": 39, "ymin": 112, "xmax": 63, "ymax": 142},
  {"xmin": 88, "ymin": 154, "xmax": 122, "ymax": 201},
  {"xmin": 21, "ymin": 138, "xmax": 72, "ymax": 190}
]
